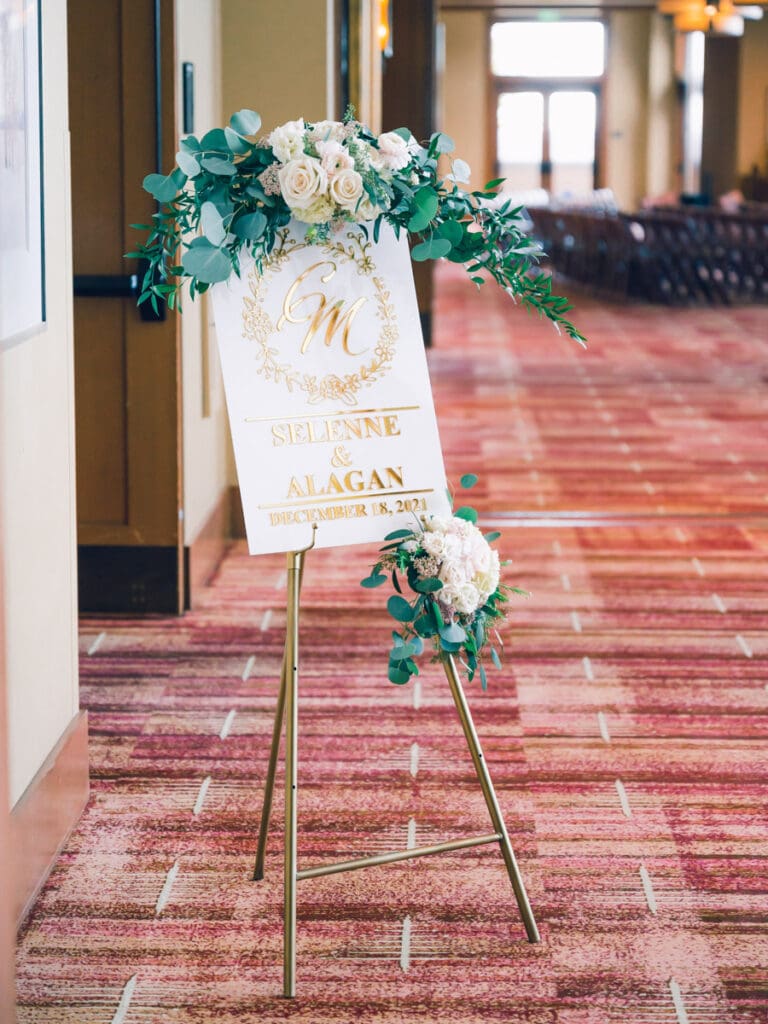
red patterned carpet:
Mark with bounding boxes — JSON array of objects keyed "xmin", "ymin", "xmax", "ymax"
[{"xmin": 16, "ymin": 268, "xmax": 768, "ymax": 1022}]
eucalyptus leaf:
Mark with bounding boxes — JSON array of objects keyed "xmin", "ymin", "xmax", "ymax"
[
  {"xmin": 200, "ymin": 128, "xmax": 229, "ymax": 152},
  {"xmin": 449, "ymin": 157, "xmax": 471, "ymax": 183},
  {"xmin": 411, "ymin": 237, "xmax": 452, "ymax": 262},
  {"xmin": 181, "ymin": 239, "xmax": 232, "ymax": 284},
  {"xmin": 142, "ymin": 168, "xmax": 186, "ymax": 203},
  {"xmin": 200, "ymin": 155, "xmax": 236, "ymax": 176},
  {"xmin": 384, "ymin": 528, "xmax": 414, "ymax": 541},
  {"xmin": 224, "ymin": 125, "xmax": 252, "ymax": 154},
  {"xmin": 413, "ymin": 577, "xmax": 443, "ymax": 593},
  {"xmin": 176, "ymin": 149, "xmax": 200, "ymax": 177},
  {"xmin": 460, "ymin": 473, "xmax": 479, "ymax": 489},
  {"xmin": 388, "ymin": 664, "xmax": 411, "ymax": 685},
  {"xmin": 200, "ymin": 201, "xmax": 226, "ymax": 246},
  {"xmin": 490, "ymin": 647, "xmax": 502, "ymax": 669},
  {"xmin": 430, "ymin": 131, "xmax": 455, "ymax": 154},
  {"xmin": 387, "ymin": 595, "xmax": 415, "ymax": 622},
  {"xmin": 436, "ymin": 220, "xmax": 463, "ymax": 246},
  {"xmin": 407, "ymin": 189, "xmax": 439, "ymax": 232},
  {"xmin": 229, "ymin": 108, "xmax": 262, "ymax": 136},
  {"xmin": 484, "ymin": 531, "xmax": 501, "ymax": 542},
  {"xmin": 231, "ymin": 211, "xmax": 268, "ymax": 241},
  {"xmin": 440, "ymin": 621, "xmax": 467, "ymax": 644},
  {"xmin": 455, "ymin": 506, "xmax": 478, "ymax": 523},
  {"xmin": 360, "ymin": 574, "xmax": 387, "ymax": 589}
]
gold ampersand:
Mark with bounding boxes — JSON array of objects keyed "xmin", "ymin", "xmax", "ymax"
[
  {"xmin": 276, "ymin": 260, "xmax": 369, "ymax": 356},
  {"xmin": 330, "ymin": 445, "xmax": 353, "ymax": 468}
]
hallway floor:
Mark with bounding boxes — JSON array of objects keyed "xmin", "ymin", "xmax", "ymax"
[{"xmin": 16, "ymin": 269, "xmax": 768, "ymax": 1022}]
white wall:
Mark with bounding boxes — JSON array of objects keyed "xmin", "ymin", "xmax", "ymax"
[
  {"xmin": 176, "ymin": 0, "xmax": 230, "ymax": 544},
  {"xmin": 0, "ymin": 0, "xmax": 79, "ymax": 805}
]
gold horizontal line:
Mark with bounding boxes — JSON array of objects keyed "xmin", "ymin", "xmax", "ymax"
[
  {"xmin": 258, "ymin": 487, "xmax": 434, "ymax": 510},
  {"xmin": 245, "ymin": 405, "xmax": 421, "ymax": 424}
]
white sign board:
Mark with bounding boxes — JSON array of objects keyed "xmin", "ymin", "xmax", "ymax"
[{"xmin": 211, "ymin": 221, "xmax": 450, "ymax": 555}]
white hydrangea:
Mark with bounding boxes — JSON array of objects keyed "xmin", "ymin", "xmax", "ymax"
[{"xmin": 420, "ymin": 512, "xmax": 500, "ymax": 617}]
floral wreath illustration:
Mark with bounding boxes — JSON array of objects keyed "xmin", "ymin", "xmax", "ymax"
[{"xmin": 241, "ymin": 230, "xmax": 398, "ymax": 406}]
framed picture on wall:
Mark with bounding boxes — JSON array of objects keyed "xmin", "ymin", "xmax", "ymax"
[{"xmin": 0, "ymin": 0, "xmax": 45, "ymax": 348}]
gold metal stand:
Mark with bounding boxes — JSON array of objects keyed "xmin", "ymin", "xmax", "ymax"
[{"xmin": 254, "ymin": 532, "xmax": 540, "ymax": 998}]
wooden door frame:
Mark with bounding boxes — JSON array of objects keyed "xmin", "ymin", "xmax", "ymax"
[
  {"xmin": 485, "ymin": 15, "xmax": 607, "ymax": 193},
  {"xmin": 0, "ymin": 541, "xmax": 17, "ymax": 1020}
]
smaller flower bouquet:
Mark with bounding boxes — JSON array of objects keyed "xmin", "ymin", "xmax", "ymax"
[{"xmin": 361, "ymin": 476, "xmax": 525, "ymax": 688}]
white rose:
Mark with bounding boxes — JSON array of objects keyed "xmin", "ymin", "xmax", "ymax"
[
  {"xmin": 278, "ymin": 156, "xmax": 328, "ymax": 210},
  {"xmin": 292, "ymin": 195, "xmax": 335, "ymax": 225},
  {"xmin": 329, "ymin": 168, "xmax": 364, "ymax": 211},
  {"xmin": 316, "ymin": 139, "xmax": 354, "ymax": 178},
  {"xmin": 268, "ymin": 119, "xmax": 306, "ymax": 163},
  {"xmin": 377, "ymin": 131, "xmax": 411, "ymax": 171}
]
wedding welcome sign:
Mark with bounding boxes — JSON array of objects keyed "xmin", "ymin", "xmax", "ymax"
[{"xmin": 211, "ymin": 221, "xmax": 451, "ymax": 555}]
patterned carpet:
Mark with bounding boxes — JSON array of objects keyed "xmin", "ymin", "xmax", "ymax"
[{"xmin": 15, "ymin": 268, "xmax": 768, "ymax": 1022}]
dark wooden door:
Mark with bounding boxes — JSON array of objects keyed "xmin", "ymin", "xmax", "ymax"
[{"xmin": 68, "ymin": 0, "xmax": 183, "ymax": 613}]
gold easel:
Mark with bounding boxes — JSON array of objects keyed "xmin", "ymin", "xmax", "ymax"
[{"xmin": 253, "ymin": 526, "xmax": 540, "ymax": 998}]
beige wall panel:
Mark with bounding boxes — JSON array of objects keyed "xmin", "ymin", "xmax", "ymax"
[
  {"xmin": 176, "ymin": 0, "xmax": 230, "ymax": 545},
  {"xmin": 605, "ymin": 11, "xmax": 651, "ymax": 211},
  {"xmin": 645, "ymin": 12, "xmax": 677, "ymax": 200},
  {"xmin": 440, "ymin": 11, "xmax": 489, "ymax": 191},
  {"xmin": 221, "ymin": 0, "xmax": 330, "ymax": 134},
  {"xmin": 737, "ymin": 18, "xmax": 768, "ymax": 177},
  {"xmin": 0, "ymin": 0, "xmax": 80, "ymax": 805}
]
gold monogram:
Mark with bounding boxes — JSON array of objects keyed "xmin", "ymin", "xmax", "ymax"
[
  {"xmin": 277, "ymin": 261, "xmax": 368, "ymax": 356},
  {"xmin": 242, "ymin": 230, "xmax": 398, "ymax": 406}
]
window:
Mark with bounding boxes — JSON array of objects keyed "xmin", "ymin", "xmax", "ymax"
[{"xmin": 491, "ymin": 21, "xmax": 605, "ymax": 79}]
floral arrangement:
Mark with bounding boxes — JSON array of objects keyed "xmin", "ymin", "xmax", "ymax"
[
  {"xmin": 361, "ymin": 475, "xmax": 524, "ymax": 688},
  {"xmin": 129, "ymin": 107, "xmax": 585, "ymax": 344}
]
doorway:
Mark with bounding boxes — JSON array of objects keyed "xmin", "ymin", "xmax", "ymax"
[
  {"xmin": 490, "ymin": 20, "xmax": 605, "ymax": 197},
  {"xmin": 68, "ymin": 0, "xmax": 184, "ymax": 614}
]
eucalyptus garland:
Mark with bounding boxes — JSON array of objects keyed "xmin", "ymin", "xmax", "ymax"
[{"xmin": 127, "ymin": 107, "xmax": 586, "ymax": 345}]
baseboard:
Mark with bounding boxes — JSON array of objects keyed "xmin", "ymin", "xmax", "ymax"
[
  {"xmin": 11, "ymin": 711, "xmax": 89, "ymax": 928},
  {"xmin": 184, "ymin": 489, "xmax": 231, "ymax": 609},
  {"xmin": 78, "ymin": 545, "xmax": 180, "ymax": 613}
]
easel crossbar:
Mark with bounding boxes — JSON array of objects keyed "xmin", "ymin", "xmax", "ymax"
[{"xmin": 296, "ymin": 832, "xmax": 502, "ymax": 881}]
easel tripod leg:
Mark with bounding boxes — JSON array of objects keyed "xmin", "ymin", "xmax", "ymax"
[
  {"xmin": 441, "ymin": 653, "xmax": 540, "ymax": 944},
  {"xmin": 252, "ymin": 652, "xmax": 287, "ymax": 882},
  {"xmin": 253, "ymin": 554, "xmax": 309, "ymax": 882},
  {"xmin": 283, "ymin": 548, "xmax": 304, "ymax": 998}
]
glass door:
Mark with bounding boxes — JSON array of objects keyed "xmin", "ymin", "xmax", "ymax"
[{"xmin": 496, "ymin": 87, "xmax": 598, "ymax": 196}]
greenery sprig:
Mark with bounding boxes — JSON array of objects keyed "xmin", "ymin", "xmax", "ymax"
[{"xmin": 127, "ymin": 107, "xmax": 586, "ymax": 345}]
